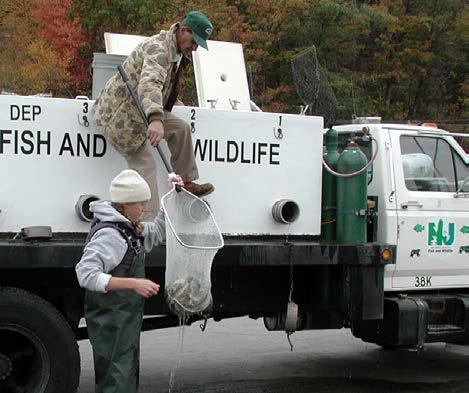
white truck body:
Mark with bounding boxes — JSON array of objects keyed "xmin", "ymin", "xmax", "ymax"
[
  {"xmin": 3, "ymin": 94, "xmax": 469, "ymax": 292},
  {"xmin": 0, "ymin": 95, "xmax": 324, "ymax": 235}
]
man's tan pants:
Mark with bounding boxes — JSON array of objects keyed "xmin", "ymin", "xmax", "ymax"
[{"xmin": 126, "ymin": 110, "xmax": 198, "ymax": 221}]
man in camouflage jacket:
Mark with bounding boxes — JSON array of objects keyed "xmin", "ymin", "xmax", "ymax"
[{"xmin": 94, "ymin": 11, "xmax": 214, "ymax": 220}]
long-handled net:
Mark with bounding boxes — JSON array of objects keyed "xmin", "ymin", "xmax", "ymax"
[
  {"xmin": 116, "ymin": 66, "xmax": 224, "ymax": 317},
  {"xmin": 161, "ymin": 186, "xmax": 224, "ymax": 317},
  {"xmin": 291, "ymin": 46, "xmax": 320, "ymax": 107},
  {"xmin": 291, "ymin": 46, "xmax": 338, "ymax": 128}
]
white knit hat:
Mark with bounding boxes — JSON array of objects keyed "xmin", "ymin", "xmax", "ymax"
[{"xmin": 109, "ymin": 170, "xmax": 151, "ymax": 203}]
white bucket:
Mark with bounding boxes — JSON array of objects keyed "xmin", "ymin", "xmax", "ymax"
[{"xmin": 91, "ymin": 53, "xmax": 127, "ymax": 99}]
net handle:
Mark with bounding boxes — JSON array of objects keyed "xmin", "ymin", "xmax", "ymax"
[{"xmin": 118, "ymin": 66, "xmax": 182, "ymax": 192}]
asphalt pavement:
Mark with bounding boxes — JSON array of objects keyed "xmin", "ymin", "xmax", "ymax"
[{"xmin": 78, "ymin": 316, "xmax": 469, "ymax": 393}]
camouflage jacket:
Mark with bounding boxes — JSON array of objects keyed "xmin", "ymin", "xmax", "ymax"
[{"xmin": 93, "ymin": 23, "xmax": 185, "ymax": 159}]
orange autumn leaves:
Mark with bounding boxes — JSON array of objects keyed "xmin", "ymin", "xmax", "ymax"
[{"xmin": 0, "ymin": 0, "xmax": 88, "ymax": 96}]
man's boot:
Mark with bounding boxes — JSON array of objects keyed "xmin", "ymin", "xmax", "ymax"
[{"xmin": 184, "ymin": 182, "xmax": 214, "ymax": 197}]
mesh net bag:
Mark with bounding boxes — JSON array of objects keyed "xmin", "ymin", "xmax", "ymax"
[
  {"xmin": 291, "ymin": 45, "xmax": 339, "ymax": 128},
  {"xmin": 313, "ymin": 65, "xmax": 339, "ymax": 128},
  {"xmin": 161, "ymin": 186, "xmax": 224, "ymax": 317},
  {"xmin": 291, "ymin": 46, "xmax": 320, "ymax": 106}
]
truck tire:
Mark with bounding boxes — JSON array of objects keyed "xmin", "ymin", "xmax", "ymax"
[{"xmin": 0, "ymin": 287, "xmax": 80, "ymax": 393}]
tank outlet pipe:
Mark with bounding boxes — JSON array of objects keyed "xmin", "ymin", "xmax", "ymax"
[
  {"xmin": 117, "ymin": 66, "xmax": 180, "ymax": 191},
  {"xmin": 75, "ymin": 194, "xmax": 100, "ymax": 222},
  {"xmin": 264, "ymin": 308, "xmax": 321, "ymax": 331},
  {"xmin": 272, "ymin": 199, "xmax": 300, "ymax": 224},
  {"xmin": 264, "ymin": 312, "xmax": 302, "ymax": 331}
]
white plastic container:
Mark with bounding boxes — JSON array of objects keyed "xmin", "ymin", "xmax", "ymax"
[{"xmin": 91, "ymin": 53, "xmax": 127, "ymax": 99}]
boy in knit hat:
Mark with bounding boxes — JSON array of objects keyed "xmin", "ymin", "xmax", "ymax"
[{"xmin": 76, "ymin": 169, "xmax": 183, "ymax": 393}]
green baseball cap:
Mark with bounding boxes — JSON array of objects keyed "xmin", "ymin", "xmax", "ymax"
[{"xmin": 182, "ymin": 11, "xmax": 213, "ymax": 50}]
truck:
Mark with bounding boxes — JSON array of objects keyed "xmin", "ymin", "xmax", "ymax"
[{"xmin": 1, "ymin": 38, "xmax": 468, "ymax": 393}]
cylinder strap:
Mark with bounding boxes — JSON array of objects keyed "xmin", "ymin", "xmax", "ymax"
[{"xmin": 336, "ymin": 209, "xmax": 366, "ymax": 216}]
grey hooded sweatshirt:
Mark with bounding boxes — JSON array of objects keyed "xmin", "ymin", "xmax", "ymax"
[{"xmin": 75, "ymin": 200, "xmax": 165, "ymax": 293}]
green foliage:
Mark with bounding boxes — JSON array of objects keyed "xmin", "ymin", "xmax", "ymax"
[
  {"xmin": 300, "ymin": 0, "xmax": 467, "ymax": 120},
  {"xmin": 0, "ymin": 0, "xmax": 88, "ymax": 96},
  {"xmin": 70, "ymin": 0, "xmax": 174, "ymax": 51},
  {"xmin": 1, "ymin": 0, "xmax": 466, "ymax": 122}
]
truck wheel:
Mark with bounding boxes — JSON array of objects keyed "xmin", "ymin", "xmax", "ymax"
[{"xmin": 0, "ymin": 287, "xmax": 80, "ymax": 393}]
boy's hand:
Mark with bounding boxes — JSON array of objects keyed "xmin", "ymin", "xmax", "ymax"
[{"xmin": 133, "ymin": 279, "xmax": 160, "ymax": 298}]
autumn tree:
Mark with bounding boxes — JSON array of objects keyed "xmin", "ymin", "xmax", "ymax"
[
  {"xmin": 3, "ymin": 0, "xmax": 466, "ymax": 121},
  {"xmin": 0, "ymin": 0, "xmax": 88, "ymax": 96},
  {"xmin": 32, "ymin": 0, "xmax": 89, "ymax": 93},
  {"xmin": 0, "ymin": 0, "xmax": 38, "ymax": 94},
  {"xmin": 301, "ymin": 0, "xmax": 467, "ymax": 120}
]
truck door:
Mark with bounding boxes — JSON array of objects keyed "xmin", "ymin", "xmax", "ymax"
[{"xmin": 389, "ymin": 128, "xmax": 469, "ymax": 290}]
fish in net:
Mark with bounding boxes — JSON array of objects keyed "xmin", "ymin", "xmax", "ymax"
[{"xmin": 161, "ymin": 186, "xmax": 224, "ymax": 317}]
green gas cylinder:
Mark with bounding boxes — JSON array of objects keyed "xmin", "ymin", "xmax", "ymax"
[
  {"xmin": 321, "ymin": 128, "xmax": 340, "ymax": 241},
  {"xmin": 336, "ymin": 140, "xmax": 368, "ymax": 243}
]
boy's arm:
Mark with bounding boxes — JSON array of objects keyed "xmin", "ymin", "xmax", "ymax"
[{"xmin": 106, "ymin": 277, "xmax": 159, "ymax": 298}]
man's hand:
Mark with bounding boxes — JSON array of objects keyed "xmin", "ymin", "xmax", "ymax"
[
  {"xmin": 167, "ymin": 173, "xmax": 184, "ymax": 189},
  {"xmin": 147, "ymin": 119, "xmax": 164, "ymax": 147}
]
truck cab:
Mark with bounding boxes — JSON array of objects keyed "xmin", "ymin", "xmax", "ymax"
[
  {"xmin": 334, "ymin": 121, "xmax": 469, "ymax": 347},
  {"xmin": 335, "ymin": 121, "xmax": 469, "ymax": 291}
]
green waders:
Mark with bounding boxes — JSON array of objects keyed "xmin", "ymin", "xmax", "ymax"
[{"xmin": 85, "ymin": 248, "xmax": 145, "ymax": 393}]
